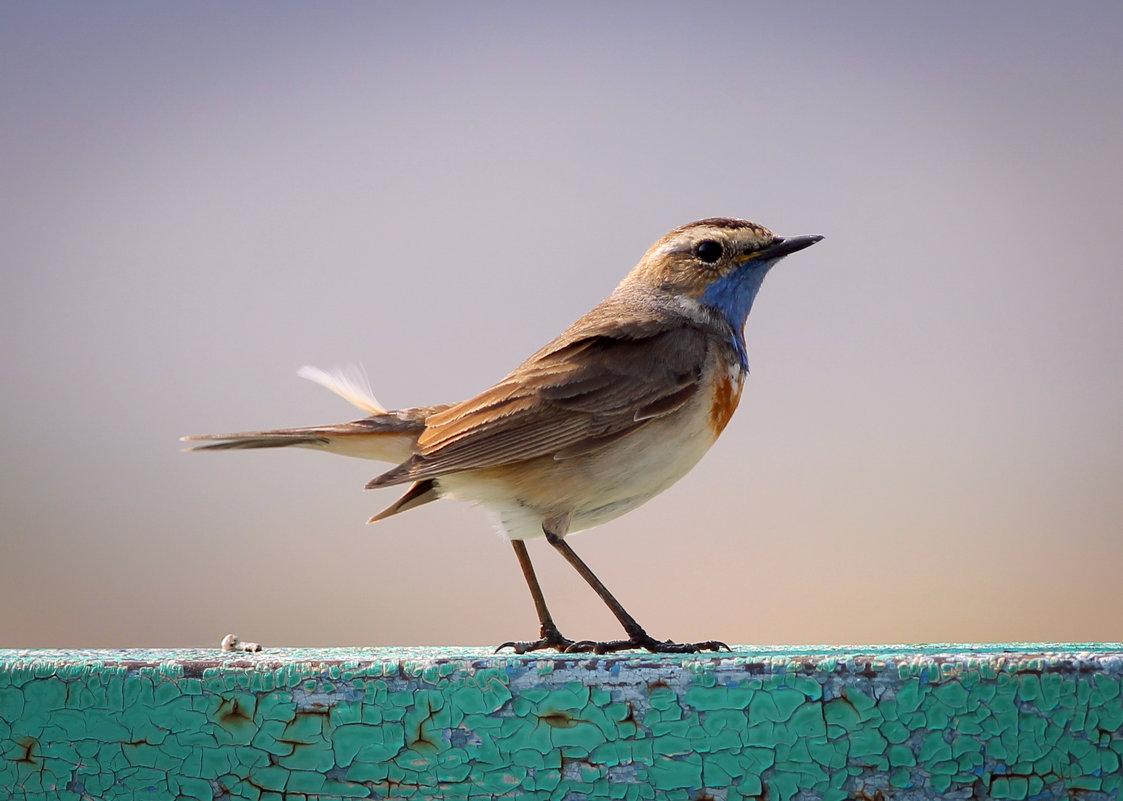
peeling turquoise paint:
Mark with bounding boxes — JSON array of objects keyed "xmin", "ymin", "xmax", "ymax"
[{"xmin": 1, "ymin": 645, "xmax": 1122, "ymax": 799}]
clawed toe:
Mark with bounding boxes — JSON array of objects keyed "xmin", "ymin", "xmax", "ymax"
[
  {"xmin": 496, "ymin": 636, "xmax": 573, "ymax": 654},
  {"xmin": 496, "ymin": 622, "xmax": 576, "ymax": 654},
  {"xmin": 591, "ymin": 634, "xmax": 730, "ymax": 654},
  {"xmin": 499, "ymin": 631, "xmax": 730, "ymax": 655}
]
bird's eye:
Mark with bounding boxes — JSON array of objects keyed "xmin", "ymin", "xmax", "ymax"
[{"xmin": 695, "ymin": 240, "xmax": 723, "ymax": 264}]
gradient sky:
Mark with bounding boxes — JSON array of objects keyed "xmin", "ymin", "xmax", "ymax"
[{"xmin": 2, "ymin": 2, "xmax": 1121, "ymax": 649}]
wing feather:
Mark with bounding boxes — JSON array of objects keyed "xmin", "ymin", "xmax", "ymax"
[{"xmin": 367, "ymin": 314, "xmax": 711, "ymax": 488}]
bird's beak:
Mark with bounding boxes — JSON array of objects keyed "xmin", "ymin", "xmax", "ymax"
[{"xmin": 745, "ymin": 234, "xmax": 824, "ymax": 262}]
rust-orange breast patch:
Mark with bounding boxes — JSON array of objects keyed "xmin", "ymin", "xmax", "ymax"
[{"xmin": 708, "ymin": 373, "xmax": 743, "ymax": 436}]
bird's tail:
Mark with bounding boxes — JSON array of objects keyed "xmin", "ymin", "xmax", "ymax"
[
  {"xmin": 182, "ymin": 365, "xmax": 446, "ymax": 464},
  {"xmin": 181, "ymin": 416, "xmax": 428, "ymax": 462}
]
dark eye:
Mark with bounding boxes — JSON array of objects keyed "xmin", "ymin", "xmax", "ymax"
[{"xmin": 695, "ymin": 239, "xmax": 723, "ymax": 264}]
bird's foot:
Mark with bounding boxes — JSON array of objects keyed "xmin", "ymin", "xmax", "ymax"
[
  {"xmin": 496, "ymin": 622, "xmax": 578, "ymax": 654},
  {"xmin": 497, "ymin": 624, "xmax": 730, "ymax": 655},
  {"xmin": 570, "ymin": 631, "xmax": 731, "ymax": 655}
]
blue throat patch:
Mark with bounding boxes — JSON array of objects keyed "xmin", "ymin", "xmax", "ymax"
[{"xmin": 699, "ymin": 261, "xmax": 775, "ymax": 370}]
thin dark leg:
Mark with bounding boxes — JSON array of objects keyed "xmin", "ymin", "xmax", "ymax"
[
  {"xmin": 513, "ymin": 539, "xmax": 553, "ymax": 626},
  {"xmin": 495, "ymin": 540, "xmax": 576, "ymax": 654},
  {"xmin": 544, "ymin": 532, "xmax": 644, "ymax": 638},
  {"xmin": 545, "ymin": 531, "xmax": 729, "ymax": 655}
]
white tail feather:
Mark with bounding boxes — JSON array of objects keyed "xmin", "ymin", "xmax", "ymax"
[{"xmin": 297, "ymin": 364, "xmax": 385, "ymax": 414}]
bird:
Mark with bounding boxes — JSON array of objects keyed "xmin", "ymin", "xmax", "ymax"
[{"xmin": 184, "ymin": 218, "xmax": 822, "ymax": 654}]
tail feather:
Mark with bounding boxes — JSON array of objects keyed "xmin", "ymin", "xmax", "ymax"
[
  {"xmin": 297, "ymin": 364, "xmax": 385, "ymax": 414},
  {"xmin": 183, "ymin": 364, "xmax": 451, "ymax": 463},
  {"xmin": 184, "ymin": 431, "xmax": 330, "ymax": 451},
  {"xmin": 182, "ymin": 414, "xmax": 432, "ymax": 463}
]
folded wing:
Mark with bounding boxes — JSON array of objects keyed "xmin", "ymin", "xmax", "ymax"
[{"xmin": 367, "ymin": 319, "xmax": 710, "ymax": 488}]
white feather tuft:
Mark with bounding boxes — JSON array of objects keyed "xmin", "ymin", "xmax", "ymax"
[{"xmin": 297, "ymin": 364, "xmax": 386, "ymax": 414}]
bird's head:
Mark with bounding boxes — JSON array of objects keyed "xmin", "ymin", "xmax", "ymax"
[{"xmin": 627, "ymin": 218, "xmax": 822, "ymax": 330}]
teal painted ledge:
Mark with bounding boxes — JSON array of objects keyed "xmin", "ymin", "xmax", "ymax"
[{"xmin": 2, "ymin": 644, "xmax": 1122, "ymax": 800}]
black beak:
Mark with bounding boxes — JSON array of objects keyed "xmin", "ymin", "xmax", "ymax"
[{"xmin": 757, "ymin": 234, "xmax": 823, "ymax": 260}]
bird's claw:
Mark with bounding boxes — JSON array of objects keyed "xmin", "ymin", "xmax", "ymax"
[
  {"xmin": 582, "ymin": 633, "xmax": 730, "ymax": 654},
  {"xmin": 498, "ymin": 629, "xmax": 729, "ymax": 655},
  {"xmin": 496, "ymin": 622, "xmax": 577, "ymax": 654}
]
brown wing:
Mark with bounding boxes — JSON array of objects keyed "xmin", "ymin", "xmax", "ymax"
[{"xmin": 366, "ymin": 321, "xmax": 710, "ymax": 487}]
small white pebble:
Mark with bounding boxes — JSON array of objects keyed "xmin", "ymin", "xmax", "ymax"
[{"xmin": 220, "ymin": 633, "xmax": 262, "ymax": 652}]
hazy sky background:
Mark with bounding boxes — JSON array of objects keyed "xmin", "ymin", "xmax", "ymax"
[{"xmin": 2, "ymin": 2, "xmax": 1121, "ymax": 650}]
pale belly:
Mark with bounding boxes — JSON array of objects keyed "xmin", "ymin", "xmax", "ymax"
[{"xmin": 437, "ymin": 365, "xmax": 745, "ymax": 540}]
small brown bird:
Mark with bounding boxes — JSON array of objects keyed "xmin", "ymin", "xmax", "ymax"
[{"xmin": 184, "ymin": 218, "xmax": 822, "ymax": 653}]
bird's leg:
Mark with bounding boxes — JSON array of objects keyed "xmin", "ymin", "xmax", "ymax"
[
  {"xmin": 495, "ymin": 539, "xmax": 577, "ymax": 654},
  {"xmin": 544, "ymin": 529, "xmax": 729, "ymax": 655}
]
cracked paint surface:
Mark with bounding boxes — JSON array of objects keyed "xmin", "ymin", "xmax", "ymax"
[{"xmin": 1, "ymin": 644, "xmax": 1122, "ymax": 800}]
